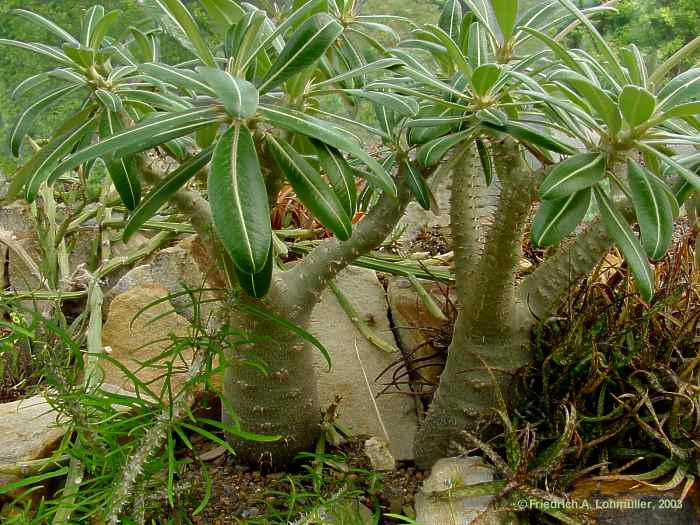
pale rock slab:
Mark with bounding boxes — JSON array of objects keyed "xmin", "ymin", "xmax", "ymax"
[
  {"xmin": 309, "ymin": 266, "xmax": 418, "ymax": 461},
  {"xmin": 100, "ymin": 285, "xmax": 193, "ymax": 399},
  {"xmin": 0, "ymin": 395, "xmax": 65, "ymax": 491},
  {"xmin": 416, "ymin": 457, "xmax": 506, "ymax": 525}
]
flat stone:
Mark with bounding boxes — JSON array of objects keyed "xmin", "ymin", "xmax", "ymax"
[
  {"xmin": 0, "ymin": 395, "xmax": 65, "ymax": 490},
  {"xmin": 104, "ymin": 241, "xmax": 219, "ymax": 325},
  {"xmin": 100, "ymin": 285, "xmax": 194, "ymax": 399},
  {"xmin": 309, "ymin": 266, "xmax": 418, "ymax": 461},
  {"xmin": 416, "ymin": 457, "xmax": 504, "ymax": 525},
  {"xmin": 297, "ymin": 501, "xmax": 372, "ymax": 525},
  {"xmin": 571, "ymin": 479, "xmax": 700, "ymax": 524},
  {"xmin": 387, "ymin": 277, "xmax": 453, "ymax": 388},
  {"xmin": 364, "ymin": 436, "xmax": 396, "ymax": 471}
]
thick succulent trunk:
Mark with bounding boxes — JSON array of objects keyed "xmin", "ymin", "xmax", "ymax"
[
  {"xmin": 221, "ymin": 274, "xmax": 322, "ymax": 468},
  {"xmin": 414, "ymin": 139, "xmax": 536, "ymax": 469}
]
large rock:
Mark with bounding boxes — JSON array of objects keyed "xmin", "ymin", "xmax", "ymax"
[
  {"xmin": 105, "ymin": 240, "xmax": 220, "ymax": 326},
  {"xmin": 309, "ymin": 266, "xmax": 418, "ymax": 460},
  {"xmin": 0, "ymin": 395, "xmax": 65, "ymax": 493},
  {"xmin": 100, "ymin": 285, "xmax": 194, "ymax": 399},
  {"xmin": 416, "ymin": 457, "xmax": 504, "ymax": 525},
  {"xmin": 571, "ymin": 479, "xmax": 700, "ymax": 524},
  {"xmin": 387, "ymin": 277, "xmax": 453, "ymax": 388}
]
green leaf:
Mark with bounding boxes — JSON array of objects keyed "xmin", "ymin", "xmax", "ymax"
[
  {"xmin": 81, "ymin": 5, "xmax": 104, "ymax": 47},
  {"xmin": 267, "ymin": 135, "xmax": 352, "ymax": 241},
  {"xmin": 140, "ymin": 63, "xmax": 215, "ymax": 94},
  {"xmin": 438, "ymin": 0, "xmax": 462, "ymax": 41},
  {"xmin": 11, "ymin": 72, "xmax": 53, "ymax": 100},
  {"xmin": 627, "ymin": 159, "xmax": 674, "ymax": 260},
  {"xmin": 24, "ymin": 117, "xmax": 99, "ymax": 202},
  {"xmin": 0, "ymin": 39, "xmax": 72, "ymax": 66},
  {"xmin": 62, "ymin": 44, "xmax": 95, "ymax": 68},
  {"xmin": 594, "ymin": 186, "xmax": 654, "ymax": 302},
  {"xmin": 475, "ymin": 137, "xmax": 493, "ymax": 185},
  {"xmin": 124, "ymin": 146, "xmax": 214, "ymax": 241},
  {"xmin": 12, "ymin": 9, "xmax": 78, "ymax": 45},
  {"xmin": 401, "ymin": 160, "xmax": 430, "ymax": 210},
  {"xmin": 638, "ymin": 143, "xmax": 700, "ymax": 192},
  {"xmin": 532, "ymin": 188, "xmax": 592, "ymax": 247},
  {"xmin": 619, "ymin": 85, "xmax": 656, "ymax": 128},
  {"xmin": 51, "ymin": 107, "xmax": 222, "ymax": 176},
  {"xmin": 540, "ymin": 153, "xmax": 606, "ymax": 200},
  {"xmin": 199, "ymin": 0, "xmax": 245, "ymax": 37},
  {"xmin": 258, "ymin": 14, "xmax": 343, "ymax": 93},
  {"xmin": 9, "ymin": 85, "xmax": 80, "ymax": 157},
  {"xmin": 417, "ymin": 128, "xmax": 473, "ymax": 167},
  {"xmin": 100, "ymin": 111, "xmax": 141, "ymax": 210},
  {"xmin": 656, "ymin": 101, "xmax": 700, "ymax": 122},
  {"xmin": 520, "ymin": 29, "xmax": 584, "ymax": 75},
  {"xmin": 492, "ymin": 0, "xmax": 518, "ymax": 43},
  {"xmin": 657, "ymin": 68, "xmax": 700, "ymax": 109},
  {"xmin": 89, "ymin": 9, "xmax": 123, "ymax": 49},
  {"xmin": 312, "ymin": 58, "xmax": 402, "ymax": 90},
  {"xmin": 196, "ymin": 67, "xmax": 259, "ymax": 118},
  {"xmin": 146, "ymin": 0, "xmax": 216, "ymax": 67},
  {"xmin": 259, "ymin": 104, "xmax": 396, "ymax": 196},
  {"xmin": 471, "ymin": 64, "xmax": 502, "ymax": 96},
  {"xmin": 553, "ymin": 71, "xmax": 622, "ymax": 136},
  {"xmin": 209, "ymin": 124, "xmax": 271, "ymax": 274},
  {"xmin": 314, "ymin": 141, "xmax": 357, "ymax": 218},
  {"xmin": 620, "ymin": 45, "xmax": 647, "ymax": 87},
  {"xmin": 483, "ymin": 121, "xmax": 576, "ymax": 155},
  {"xmin": 95, "ymin": 89, "xmax": 123, "ymax": 113}
]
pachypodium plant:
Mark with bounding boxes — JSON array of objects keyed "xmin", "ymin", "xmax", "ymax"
[
  {"xmin": 374, "ymin": 0, "xmax": 699, "ymax": 468},
  {"xmin": 1, "ymin": 0, "xmax": 427, "ymax": 467}
]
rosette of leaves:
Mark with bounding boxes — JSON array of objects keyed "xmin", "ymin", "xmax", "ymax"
[
  {"xmin": 3, "ymin": 0, "xmax": 409, "ymax": 297},
  {"xmin": 377, "ymin": 0, "xmax": 699, "ymax": 301}
]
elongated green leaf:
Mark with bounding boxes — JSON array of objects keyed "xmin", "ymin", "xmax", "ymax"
[
  {"xmin": 657, "ymin": 68, "xmax": 700, "ymax": 109},
  {"xmin": 197, "ymin": 67, "xmax": 259, "ymax": 118},
  {"xmin": 475, "ymin": 137, "xmax": 493, "ymax": 186},
  {"xmin": 492, "ymin": 0, "xmax": 518, "ymax": 43},
  {"xmin": 619, "ymin": 85, "xmax": 656, "ymax": 128},
  {"xmin": 258, "ymin": 14, "xmax": 343, "ymax": 93},
  {"xmin": 532, "ymin": 188, "xmax": 592, "ymax": 247},
  {"xmin": 124, "ymin": 146, "xmax": 214, "ymax": 241},
  {"xmin": 557, "ymin": 0, "xmax": 628, "ymax": 83},
  {"xmin": 210, "ymin": 124, "xmax": 271, "ymax": 274},
  {"xmin": 95, "ymin": 89, "xmax": 123, "ymax": 113},
  {"xmin": 51, "ymin": 107, "xmax": 222, "ymax": 176},
  {"xmin": 312, "ymin": 58, "xmax": 402, "ymax": 90},
  {"xmin": 554, "ymin": 71, "xmax": 622, "ymax": 136},
  {"xmin": 100, "ymin": 111, "xmax": 141, "ymax": 210},
  {"xmin": 417, "ymin": 128, "xmax": 473, "ymax": 167},
  {"xmin": 89, "ymin": 9, "xmax": 122, "ymax": 49},
  {"xmin": 25, "ymin": 117, "xmax": 98, "ymax": 201},
  {"xmin": 620, "ymin": 44, "xmax": 647, "ymax": 88},
  {"xmin": 9, "ymin": 85, "xmax": 80, "ymax": 157},
  {"xmin": 483, "ymin": 121, "xmax": 576, "ymax": 155},
  {"xmin": 199, "ymin": 0, "xmax": 245, "ymax": 37},
  {"xmin": 140, "ymin": 62, "xmax": 215, "ymax": 94},
  {"xmin": 81, "ymin": 5, "xmax": 104, "ymax": 46},
  {"xmin": 314, "ymin": 141, "xmax": 357, "ymax": 218},
  {"xmin": 438, "ymin": 0, "xmax": 462, "ymax": 41},
  {"xmin": 235, "ymin": 242, "xmax": 273, "ymax": 298},
  {"xmin": 594, "ymin": 186, "xmax": 654, "ymax": 301},
  {"xmin": 638, "ymin": 142, "xmax": 700, "ymax": 192},
  {"xmin": 401, "ymin": 160, "xmax": 430, "ymax": 210},
  {"xmin": 471, "ymin": 64, "xmax": 502, "ymax": 96},
  {"xmin": 62, "ymin": 43, "xmax": 95, "ymax": 68},
  {"xmin": 259, "ymin": 105, "xmax": 396, "ymax": 196},
  {"xmin": 12, "ymin": 9, "xmax": 78, "ymax": 45},
  {"xmin": 267, "ymin": 135, "xmax": 352, "ymax": 241},
  {"xmin": 656, "ymin": 101, "xmax": 700, "ymax": 122},
  {"xmin": 421, "ymin": 24, "xmax": 472, "ymax": 78},
  {"xmin": 0, "ymin": 39, "xmax": 72, "ymax": 65},
  {"xmin": 540, "ymin": 153, "xmax": 606, "ymax": 200},
  {"xmin": 345, "ymin": 89, "xmax": 418, "ymax": 117},
  {"xmin": 627, "ymin": 159, "xmax": 674, "ymax": 260},
  {"xmin": 11, "ymin": 72, "xmax": 53, "ymax": 100},
  {"xmin": 467, "ymin": 21, "xmax": 488, "ymax": 68},
  {"xmin": 146, "ymin": 0, "xmax": 216, "ymax": 67},
  {"xmin": 117, "ymin": 88, "xmax": 189, "ymax": 112}
]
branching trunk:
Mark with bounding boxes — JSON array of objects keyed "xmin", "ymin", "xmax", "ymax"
[
  {"xmin": 414, "ymin": 139, "xmax": 537, "ymax": 469},
  {"xmin": 223, "ymin": 179, "xmax": 414, "ymax": 466}
]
